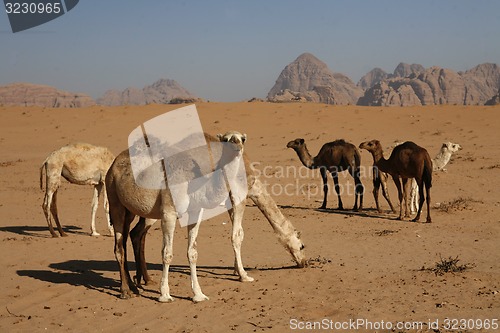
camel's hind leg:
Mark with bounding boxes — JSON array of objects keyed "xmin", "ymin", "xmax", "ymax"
[
  {"xmin": 131, "ymin": 217, "xmax": 157, "ymax": 287},
  {"xmin": 112, "ymin": 207, "xmax": 138, "ymax": 299},
  {"xmin": 229, "ymin": 200, "xmax": 253, "ymax": 282},
  {"xmin": 102, "ymin": 184, "xmax": 113, "ymax": 235},
  {"xmin": 187, "ymin": 219, "xmax": 209, "ymax": 302},
  {"xmin": 90, "ymin": 184, "xmax": 101, "ymax": 236},
  {"xmin": 350, "ymin": 166, "xmax": 364, "ymax": 211},
  {"xmin": 331, "ymin": 171, "xmax": 344, "ymax": 210},
  {"xmin": 50, "ymin": 190, "xmax": 67, "ymax": 237}
]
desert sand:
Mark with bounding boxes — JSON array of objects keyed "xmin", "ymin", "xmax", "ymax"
[{"xmin": 0, "ymin": 102, "xmax": 499, "ymax": 332}]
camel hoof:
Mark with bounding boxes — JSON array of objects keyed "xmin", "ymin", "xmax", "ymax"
[
  {"xmin": 61, "ymin": 233, "xmax": 69, "ymax": 237},
  {"xmin": 120, "ymin": 291, "xmax": 136, "ymax": 300},
  {"xmin": 397, "ymin": 216, "xmax": 404, "ymax": 221},
  {"xmin": 91, "ymin": 232, "xmax": 100, "ymax": 237},
  {"xmin": 239, "ymin": 275, "xmax": 254, "ymax": 282},
  {"xmin": 158, "ymin": 295, "xmax": 174, "ymax": 303},
  {"xmin": 426, "ymin": 218, "xmax": 432, "ymax": 223},
  {"xmin": 192, "ymin": 294, "xmax": 209, "ymax": 303},
  {"xmin": 144, "ymin": 279, "xmax": 156, "ymax": 286},
  {"xmin": 411, "ymin": 218, "xmax": 419, "ymax": 222},
  {"xmin": 51, "ymin": 233, "xmax": 59, "ymax": 238}
]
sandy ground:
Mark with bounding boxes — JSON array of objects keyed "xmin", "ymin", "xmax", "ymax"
[{"xmin": 0, "ymin": 102, "xmax": 499, "ymax": 333}]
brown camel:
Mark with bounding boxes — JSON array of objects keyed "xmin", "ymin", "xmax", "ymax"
[
  {"xmin": 106, "ymin": 132, "xmax": 306, "ymax": 301},
  {"xmin": 40, "ymin": 143, "xmax": 115, "ymax": 237},
  {"xmin": 287, "ymin": 138, "xmax": 364, "ymax": 210},
  {"xmin": 359, "ymin": 140, "xmax": 432, "ymax": 222}
]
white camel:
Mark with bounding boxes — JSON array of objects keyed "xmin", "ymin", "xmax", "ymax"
[
  {"xmin": 410, "ymin": 142, "xmax": 461, "ymax": 213},
  {"xmin": 106, "ymin": 131, "xmax": 306, "ymax": 302},
  {"xmin": 40, "ymin": 143, "xmax": 115, "ymax": 237}
]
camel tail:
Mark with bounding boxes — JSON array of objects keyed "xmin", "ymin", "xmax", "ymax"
[{"xmin": 39, "ymin": 162, "xmax": 46, "ymax": 191}]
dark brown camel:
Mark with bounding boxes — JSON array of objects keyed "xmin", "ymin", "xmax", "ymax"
[
  {"xmin": 359, "ymin": 140, "xmax": 432, "ymax": 222},
  {"xmin": 287, "ymin": 138, "xmax": 364, "ymax": 211}
]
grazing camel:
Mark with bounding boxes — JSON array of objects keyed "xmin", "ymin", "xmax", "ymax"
[
  {"xmin": 40, "ymin": 143, "xmax": 115, "ymax": 237},
  {"xmin": 359, "ymin": 140, "xmax": 432, "ymax": 222},
  {"xmin": 410, "ymin": 141, "xmax": 461, "ymax": 213},
  {"xmin": 106, "ymin": 131, "xmax": 306, "ymax": 302},
  {"xmin": 286, "ymin": 138, "xmax": 364, "ymax": 210}
]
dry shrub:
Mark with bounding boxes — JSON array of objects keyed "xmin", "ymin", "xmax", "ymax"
[
  {"xmin": 307, "ymin": 256, "xmax": 332, "ymax": 268},
  {"xmin": 436, "ymin": 197, "xmax": 482, "ymax": 213},
  {"xmin": 420, "ymin": 256, "xmax": 475, "ymax": 276},
  {"xmin": 375, "ymin": 229, "xmax": 398, "ymax": 236}
]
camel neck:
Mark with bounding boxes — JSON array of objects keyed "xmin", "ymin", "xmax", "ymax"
[{"xmin": 295, "ymin": 145, "xmax": 314, "ymax": 169}]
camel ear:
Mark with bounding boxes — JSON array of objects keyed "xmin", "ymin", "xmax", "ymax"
[
  {"xmin": 242, "ymin": 133, "xmax": 247, "ymax": 143},
  {"xmin": 217, "ymin": 134, "xmax": 224, "ymax": 141},
  {"xmin": 441, "ymin": 143, "xmax": 448, "ymax": 149},
  {"xmin": 299, "ymin": 139, "xmax": 305, "ymax": 145}
]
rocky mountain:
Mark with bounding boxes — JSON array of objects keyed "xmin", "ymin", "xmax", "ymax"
[
  {"xmin": 0, "ymin": 82, "xmax": 95, "ymax": 107},
  {"xmin": 98, "ymin": 79, "xmax": 197, "ymax": 106},
  {"xmin": 393, "ymin": 63, "xmax": 425, "ymax": 78},
  {"xmin": 485, "ymin": 88, "xmax": 500, "ymax": 105},
  {"xmin": 357, "ymin": 68, "xmax": 388, "ymax": 90},
  {"xmin": 357, "ymin": 63, "xmax": 500, "ymax": 106},
  {"xmin": 267, "ymin": 53, "xmax": 363, "ymax": 105}
]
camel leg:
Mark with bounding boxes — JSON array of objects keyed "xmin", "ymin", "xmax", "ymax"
[
  {"xmin": 352, "ymin": 167, "xmax": 364, "ymax": 211},
  {"xmin": 102, "ymin": 184, "xmax": 114, "ymax": 235},
  {"xmin": 50, "ymin": 190, "xmax": 67, "ymax": 237},
  {"xmin": 319, "ymin": 167, "xmax": 328, "ymax": 209},
  {"xmin": 90, "ymin": 185, "xmax": 100, "ymax": 236},
  {"xmin": 112, "ymin": 207, "xmax": 139, "ymax": 299},
  {"xmin": 131, "ymin": 217, "xmax": 156, "ymax": 287},
  {"xmin": 392, "ymin": 175, "xmax": 404, "ymax": 220},
  {"xmin": 381, "ymin": 175, "xmax": 396, "ymax": 213},
  {"xmin": 158, "ymin": 209, "xmax": 177, "ymax": 303},
  {"xmin": 331, "ymin": 171, "xmax": 344, "ymax": 210},
  {"xmin": 187, "ymin": 219, "xmax": 209, "ymax": 302},
  {"xmin": 372, "ymin": 168, "xmax": 382, "ymax": 213},
  {"xmin": 402, "ymin": 178, "xmax": 411, "ymax": 218},
  {"xmin": 42, "ymin": 187, "xmax": 59, "ymax": 237},
  {"xmin": 409, "ymin": 180, "xmax": 418, "ymax": 214},
  {"xmin": 425, "ymin": 184, "xmax": 432, "ymax": 223},
  {"xmin": 229, "ymin": 200, "xmax": 253, "ymax": 282}
]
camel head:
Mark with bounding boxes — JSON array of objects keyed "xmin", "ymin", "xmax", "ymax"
[
  {"xmin": 217, "ymin": 131, "xmax": 247, "ymax": 153},
  {"xmin": 441, "ymin": 142, "xmax": 462, "ymax": 153},
  {"xmin": 359, "ymin": 139, "xmax": 382, "ymax": 153},
  {"xmin": 285, "ymin": 229, "xmax": 307, "ymax": 268},
  {"xmin": 286, "ymin": 138, "xmax": 305, "ymax": 151}
]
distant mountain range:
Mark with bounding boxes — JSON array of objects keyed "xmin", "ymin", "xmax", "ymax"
[
  {"xmin": 267, "ymin": 53, "xmax": 500, "ymax": 106},
  {"xmin": 97, "ymin": 79, "xmax": 198, "ymax": 106},
  {"xmin": 1, "ymin": 53, "xmax": 499, "ymax": 107}
]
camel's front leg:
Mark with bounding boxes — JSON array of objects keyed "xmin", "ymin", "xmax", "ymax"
[
  {"xmin": 380, "ymin": 173, "xmax": 396, "ymax": 213},
  {"xmin": 187, "ymin": 217, "xmax": 209, "ymax": 302},
  {"xmin": 229, "ymin": 200, "xmax": 253, "ymax": 282},
  {"xmin": 391, "ymin": 175, "xmax": 404, "ymax": 220},
  {"xmin": 158, "ymin": 210, "xmax": 177, "ymax": 303},
  {"xmin": 372, "ymin": 172, "xmax": 382, "ymax": 213},
  {"xmin": 90, "ymin": 184, "xmax": 101, "ymax": 236},
  {"xmin": 402, "ymin": 178, "xmax": 411, "ymax": 218}
]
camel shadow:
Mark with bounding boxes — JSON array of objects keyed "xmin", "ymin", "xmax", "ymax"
[
  {"xmin": 17, "ymin": 259, "xmax": 299, "ymax": 299},
  {"xmin": 0, "ymin": 225, "xmax": 85, "ymax": 238}
]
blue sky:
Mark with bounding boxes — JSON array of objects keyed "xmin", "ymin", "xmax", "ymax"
[{"xmin": 1, "ymin": 0, "xmax": 499, "ymax": 101}]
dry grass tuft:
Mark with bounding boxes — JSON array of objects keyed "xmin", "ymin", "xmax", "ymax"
[
  {"xmin": 375, "ymin": 229, "xmax": 398, "ymax": 236},
  {"xmin": 306, "ymin": 256, "xmax": 332, "ymax": 268}
]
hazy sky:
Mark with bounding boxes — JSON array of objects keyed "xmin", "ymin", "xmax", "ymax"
[{"xmin": 1, "ymin": 1, "xmax": 499, "ymax": 101}]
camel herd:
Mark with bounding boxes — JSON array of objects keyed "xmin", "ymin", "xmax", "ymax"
[{"xmin": 39, "ymin": 129, "xmax": 461, "ymax": 302}]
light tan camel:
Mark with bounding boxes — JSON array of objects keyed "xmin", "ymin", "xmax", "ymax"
[
  {"xmin": 410, "ymin": 141, "xmax": 461, "ymax": 213},
  {"xmin": 367, "ymin": 157, "xmax": 397, "ymax": 213},
  {"xmin": 359, "ymin": 140, "xmax": 432, "ymax": 222},
  {"xmin": 106, "ymin": 132, "xmax": 306, "ymax": 302},
  {"xmin": 287, "ymin": 138, "xmax": 364, "ymax": 210},
  {"xmin": 40, "ymin": 143, "xmax": 115, "ymax": 237}
]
